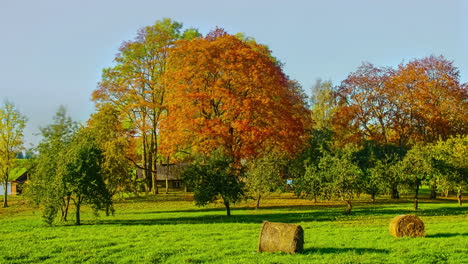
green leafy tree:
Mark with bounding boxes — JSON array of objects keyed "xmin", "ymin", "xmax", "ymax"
[
  {"xmin": 312, "ymin": 147, "xmax": 363, "ymax": 214},
  {"xmin": 296, "ymin": 144, "xmax": 363, "ymax": 213},
  {"xmin": 57, "ymin": 129, "xmax": 112, "ymax": 225},
  {"xmin": 289, "ymin": 128, "xmax": 333, "ymax": 183},
  {"xmin": 87, "ymin": 104, "xmax": 134, "ymax": 205},
  {"xmin": 27, "ymin": 107, "xmax": 78, "ymax": 223},
  {"xmin": 294, "ymin": 163, "xmax": 330, "ymax": 203},
  {"xmin": 0, "ymin": 101, "xmax": 27, "ymax": 207},
  {"xmin": 245, "ymin": 151, "xmax": 286, "ymax": 209},
  {"xmin": 355, "ymin": 141, "xmax": 406, "ymax": 200},
  {"xmin": 429, "ymin": 136, "xmax": 467, "ymax": 206},
  {"xmin": 182, "ymin": 152, "xmax": 244, "ymax": 216},
  {"xmin": 398, "ymin": 144, "xmax": 432, "ymax": 210},
  {"xmin": 291, "ymin": 128, "xmax": 333, "ymax": 202},
  {"xmin": 310, "ymin": 79, "xmax": 336, "ymax": 130}
]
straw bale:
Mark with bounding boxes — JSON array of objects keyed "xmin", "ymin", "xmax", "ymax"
[
  {"xmin": 389, "ymin": 215, "xmax": 425, "ymax": 238},
  {"xmin": 258, "ymin": 221, "xmax": 304, "ymax": 254}
]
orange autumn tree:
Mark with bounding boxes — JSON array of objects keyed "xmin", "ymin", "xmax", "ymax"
[
  {"xmin": 334, "ymin": 63, "xmax": 395, "ymax": 145},
  {"xmin": 161, "ymin": 29, "xmax": 309, "ymax": 166},
  {"xmin": 334, "ymin": 55, "xmax": 467, "ymax": 147},
  {"xmin": 387, "ymin": 55, "xmax": 468, "ymax": 145}
]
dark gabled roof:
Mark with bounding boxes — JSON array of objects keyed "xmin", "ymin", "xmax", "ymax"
[
  {"xmin": 8, "ymin": 167, "xmax": 28, "ymax": 182},
  {"xmin": 13, "ymin": 171, "xmax": 28, "ymax": 182}
]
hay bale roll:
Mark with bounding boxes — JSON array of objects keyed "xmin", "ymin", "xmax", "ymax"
[
  {"xmin": 258, "ymin": 221, "xmax": 304, "ymax": 254},
  {"xmin": 389, "ymin": 215, "xmax": 425, "ymax": 238}
]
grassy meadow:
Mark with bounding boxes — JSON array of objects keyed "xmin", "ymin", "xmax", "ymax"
[{"xmin": 0, "ymin": 191, "xmax": 467, "ymax": 264}]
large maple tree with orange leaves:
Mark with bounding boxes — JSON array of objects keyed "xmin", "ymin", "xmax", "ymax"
[{"xmin": 161, "ymin": 29, "xmax": 309, "ymax": 165}]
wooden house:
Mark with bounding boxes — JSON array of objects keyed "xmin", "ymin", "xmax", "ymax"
[
  {"xmin": 137, "ymin": 163, "xmax": 190, "ymax": 190},
  {"xmin": 0, "ymin": 168, "xmax": 29, "ymax": 196}
]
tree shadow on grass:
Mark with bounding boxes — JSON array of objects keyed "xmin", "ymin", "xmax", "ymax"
[
  {"xmin": 91, "ymin": 205, "xmax": 467, "ymax": 226},
  {"xmin": 94, "ymin": 211, "xmax": 341, "ymax": 226},
  {"xmin": 426, "ymin": 232, "xmax": 468, "ymax": 238},
  {"xmin": 131, "ymin": 204, "xmax": 347, "ymax": 215},
  {"xmin": 92, "ymin": 208, "xmax": 411, "ymax": 226},
  {"xmin": 303, "ymin": 247, "xmax": 389, "ymax": 255}
]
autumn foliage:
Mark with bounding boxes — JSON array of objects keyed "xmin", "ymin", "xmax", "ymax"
[
  {"xmin": 334, "ymin": 55, "xmax": 467, "ymax": 147},
  {"xmin": 160, "ymin": 29, "xmax": 309, "ymax": 164}
]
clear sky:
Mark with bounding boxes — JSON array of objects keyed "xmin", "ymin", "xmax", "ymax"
[{"xmin": 1, "ymin": 0, "xmax": 466, "ymax": 147}]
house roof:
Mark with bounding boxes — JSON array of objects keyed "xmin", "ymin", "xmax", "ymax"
[
  {"xmin": 7, "ymin": 159, "xmax": 30, "ymax": 181},
  {"xmin": 8, "ymin": 167, "xmax": 27, "ymax": 181}
]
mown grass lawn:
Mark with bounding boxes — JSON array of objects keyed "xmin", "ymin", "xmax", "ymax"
[{"xmin": 0, "ymin": 192, "xmax": 467, "ymax": 264}]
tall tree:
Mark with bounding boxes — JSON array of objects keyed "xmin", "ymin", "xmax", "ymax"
[
  {"xmin": 387, "ymin": 55, "xmax": 468, "ymax": 145},
  {"xmin": 0, "ymin": 101, "xmax": 27, "ymax": 208},
  {"xmin": 334, "ymin": 55, "xmax": 467, "ymax": 147},
  {"xmin": 334, "ymin": 63, "xmax": 395, "ymax": 145},
  {"xmin": 310, "ymin": 79, "xmax": 336, "ymax": 130},
  {"xmin": 87, "ymin": 104, "xmax": 134, "ymax": 203},
  {"xmin": 161, "ymin": 29, "xmax": 309, "ymax": 165},
  {"xmin": 92, "ymin": 18, "xmax": 200, "ymax": 194}
]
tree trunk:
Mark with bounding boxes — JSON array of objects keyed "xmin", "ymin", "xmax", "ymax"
[
  {"xmin": 75, "ymin": 200, "xmax": 81, "ymax": 225},
  {"xmin": 390, "ymin": 186, "xmax": 399, "ymax": 199},
  {"xmin": 345, "ymin": 200, "xmax": 352, "ymax": 214},
  {"xmin": 255, "ymin": 194, "xmax": 261, "ymax": 210},
  {"xmin": 223, "ymin": 199, "xmax": 231, "ymax": 216},
  {"xmin": 371, "ymin": 193, "xmax": 376, "ymax": 203},
  {"xmin": 165, "ymin": 157, "xmax": 169, "ymax": 194},
  {"xmin": 429, "ymin": 184, "xmax": 437, "ymax": 199},
  {"xmin": 142, "ymin": 133, "xmax": 150, "ymax": 194},
  {"xmin": 457, "ymin": 187, "xmax": 463, "ymax": 207},
  {"xmin": 444, "ymin": 189, "xmax": 449, "ymax": 198},
  {"xmin": 2, "ymin": 178, "xmax": 8, "ymax": 208},
  {"xmin": 414, "ymin": 184, "xmax": 420, "ymax": 210},
  {"xmin": 62, "ymin": 196, "xmax": 70, "ymax": 221}
]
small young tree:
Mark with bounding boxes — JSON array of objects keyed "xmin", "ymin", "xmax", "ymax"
[
  {"xmin": 291, "ymin": 128, "xmax": 334, "ymax": 201},
  {"xmin": 245, "ymin": 151, "xmax": 286, "ymax": 209},
  {"xmin": 182, "ymin": 152, "xmax": 244, "ymax": 216},
  {"xmin": 294, "ymin": 163, "xmax": 330, "ymax": 203},
  {"xmin": 297, "ymin": 146, "xmax": 363, "ymax": 213},
  {"xmin": 27, "ymin": 107, "xmax": 77, "ymax": 222},
  {"xmin": 318, "ymin": 147, "xmax": 363, "ymax": 214},
  {"xmin": 57, "ymin": 129, "xmax": 112, "ymax": 225},
  {"xmin": 398, "ymin": 144, "xmax": 432, "ymax": 210},
  {"xmin": 0, "ymin": 101, "xmax": 27, "ymax": 208},
  {"xmin": 430, "ymin": 136, "xmax": 467, "ymax": 206}
]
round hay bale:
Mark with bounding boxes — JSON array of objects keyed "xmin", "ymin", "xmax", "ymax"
[
  {"xmin": 258, "ymin": 221, "xmax": 304, "ymax": 254},
  {"xmin": 389, "ymin": 215, "xmax": 425, "ymax": 238}
]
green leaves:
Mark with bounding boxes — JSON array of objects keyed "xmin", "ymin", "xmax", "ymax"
[
  {"xmin": 182, "ymin": 152, "xmax": 244, "ymax": 215},
  {"xmin": 0, "ymin": 100, "xmax": 27, "ymax": 207}
]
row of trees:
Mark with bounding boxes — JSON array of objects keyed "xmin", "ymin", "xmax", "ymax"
[
  {"xmin": 1, "ymin": 18, "xmax": 466, "ymax": 222},
  {"xmin": 293, "ymin": 132, "xmax": 467, "ymax": 213}
]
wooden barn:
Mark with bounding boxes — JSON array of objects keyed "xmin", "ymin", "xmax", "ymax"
[
  {"xmin": 137, "ymin": 163, "xmax": 190, "ymax": 190},
  {"xmin": 0, "ymin": 168, "xmax": 29, "ymax": 196}
]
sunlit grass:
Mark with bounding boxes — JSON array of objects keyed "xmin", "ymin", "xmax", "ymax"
[{"xmin": 0, "ymin": 191, "xmax": 466, "ymax": 263}]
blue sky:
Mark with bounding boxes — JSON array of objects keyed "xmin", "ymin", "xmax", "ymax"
[{"xmin": 1, "ymin": 0, "xmax": 466, "ymax": 147}]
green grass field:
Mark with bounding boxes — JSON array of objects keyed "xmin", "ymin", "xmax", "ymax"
[{"xmin": 0, "ymin": 192, "xmax": 467, "ymax": 264}]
